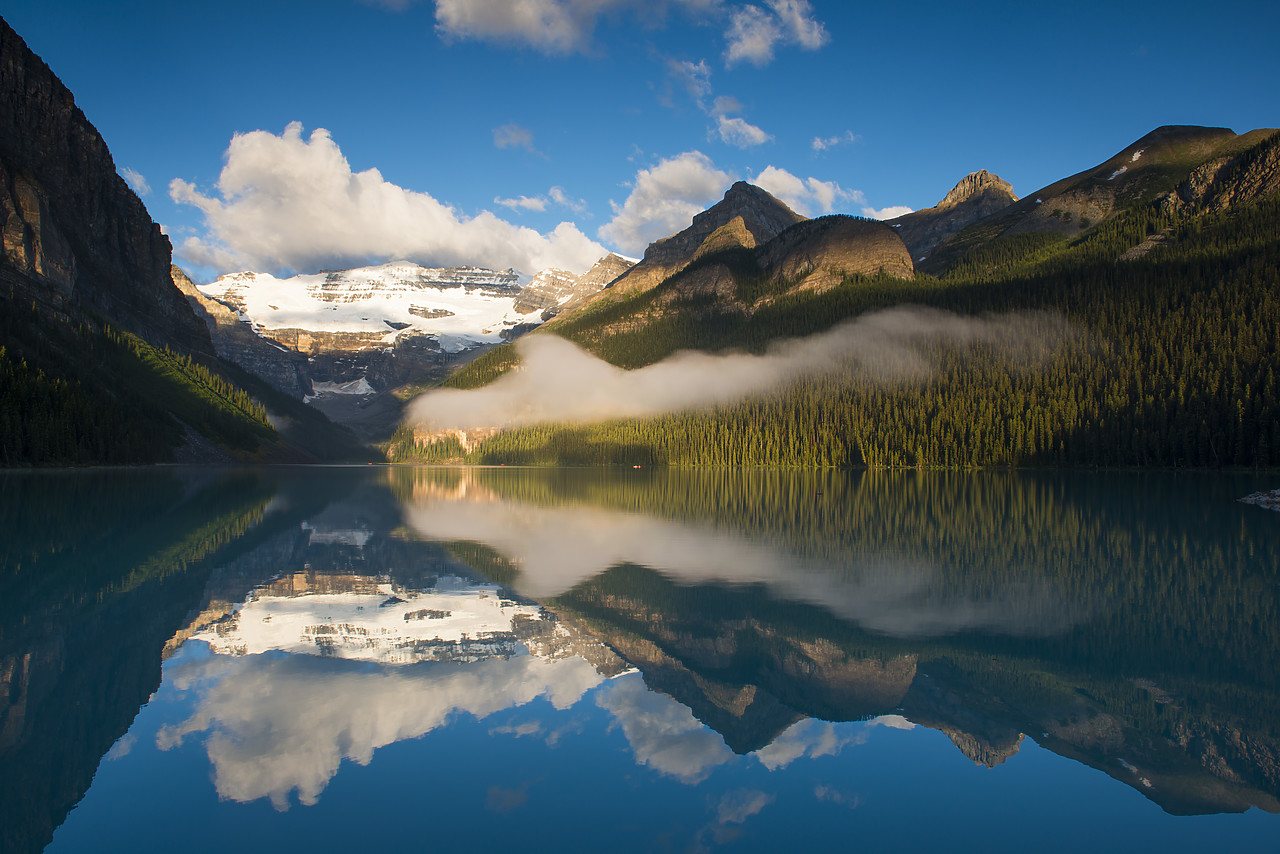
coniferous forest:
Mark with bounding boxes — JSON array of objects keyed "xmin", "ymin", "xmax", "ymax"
[{"xmin": 390, "ymin": 194, "xmax": 1280, "ymax": 469}]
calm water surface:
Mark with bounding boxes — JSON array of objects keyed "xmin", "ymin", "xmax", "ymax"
[{"xmin": 2, "ymin": 466, "xmax": 1278, "ymax": 853}]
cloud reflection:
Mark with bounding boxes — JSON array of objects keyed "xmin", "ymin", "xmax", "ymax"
[{"xmin": 158, "ymin": 649, "xmax": 604, "ymax": 810}]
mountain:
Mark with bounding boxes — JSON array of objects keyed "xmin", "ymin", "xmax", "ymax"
[
  {"xmin": 0, "ymin": 18, "xmax": 209, "ymax": 356},
  {"xmin": 188, "ymin": 255, "xmax": 627, "ymax": 442},
  {"xmin": 0, "ymin": 17, "xmax": 371, "ymax": 466},
  {"xmin": 513, "ymin": 252, "xmax": 635, "ymax": 317},
  {"xmin": 888, "ymin": 169, "xmax": 1018, "ymax": 261},
  {"xmin": 922, "ymin": 125, "xmax": 1280, "ymax": 273},
  {"xmin": 535, "ymin": 182, "xmax": 913, "ymax": 362},
  {"xmin": 600, "ymin": 181, "xmax": 807, "ymax": 297},
  {"xmin": 406, "ymin": 124, "xmax": 1280, "ymax": 470}
]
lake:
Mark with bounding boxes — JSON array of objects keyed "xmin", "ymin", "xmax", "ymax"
[{"xmin": 2, "ymin": 465, "xmax": 1278, "ymax": 853}]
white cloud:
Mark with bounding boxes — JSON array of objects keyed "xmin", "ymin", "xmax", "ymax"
[
  {"xmin": 158, "ymin": 649, "xmax": 604, "ymax": 810},
  {"xmin": 493, "ymin": 122, "xmax": 537, "ymax": 152},
  {"xmin": 770, "ymin": 0, "xmax": 827, "ymax": 48},
  {"xmin": 716, "ymin": 789, "xmax": 774, "ymax": 824},
  {"xmin": 434, "ymin": 0, "xmax": 723, "ymax": 54},
  {"xmin": 597, "ymin": 150, "xmax": 732, "ymax": 255},
  {"xmin": 549, "ymin": 185, "xmax": 588, "ymax": 213},
  {"xmin": 170, "ymin": 122, "xmax": 605, "ymax": 275},
  {"xmin": 496, "ymin": 194, "xmax": 550, "ymax": 212},
  {"xmin": 752, "ymin": 719, "xmax": 858, "ymax": 770},
  {"xmin": 716, "ymin": 115, "xmax": 772, "ymax": 148},
  {"xmin": 711, "ymin": 94, "xmax": 742, "ymax": 115},
  {"xmin": 724, "ymin": 5, "xmax": 778, "ymax": 65},
  {"xmin": 725, "ymin": 0, "xmax": 828, "ymax": 66},
  {"xmin": 862, "ymin": 205, "xmax": 914, "ymax": 220},
  {"xmin": 811, "ymin": 130, "xmax": 858, "ymax": 151},
  {"xmin": 666, "ymin": 57, "xmax": 713, "ymax": 108},
  {"xmin": 495, "ymin": 186, "xmax": 588, "ymax": 215},
  {"xmin": 752, "ymin": 165, "xmax": 861, "ymax": 216},
  {"xmin": 120, "ymin": 166, "xmax": 150, "ymax": 196},
  {"xmin": 595, "ymin": 675, "xmax": 734, "ymax": 784}
]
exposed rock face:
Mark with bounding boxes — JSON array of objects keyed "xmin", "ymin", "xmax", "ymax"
[
  {"xmin": 889, "ymin": 170, "xmax": 1018, "ymax": 261},
  {"xmin": 0, "ymin": 19, "xmax": 210, "ymax": 355},
  {"xmin": 606, "ymin": 181, "xmax": 806, "ymax": 295},
  {"xmin": 174, "ymin": 265, "xmax": 310, "ymax": 398},
  {"xmin": 1175, "ymin": 128, "xmax": 1280, "ymax": 212},
  {"xmin": 512, "ymin": 253, "xmax": 632, "ymax": 316},
  {"xmin": 920, "ymin": 125, "xmax": 1280, "ymax": 274},
  {"xmin": 755, "ymin": 215, "xmax": 915, "ymax": 290}
]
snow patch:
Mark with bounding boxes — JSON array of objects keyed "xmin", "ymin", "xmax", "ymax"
[
  {"xmin": 311, "ymin": 378, "xmax": 375, "ymax": 396},
  {"xmin": 1108, "ymin": 167, "xmax": 1128, "ymax": 181},
  {"xmin": 1131, "ymin": 148, "xmax": 1144, "ymax": 162}
]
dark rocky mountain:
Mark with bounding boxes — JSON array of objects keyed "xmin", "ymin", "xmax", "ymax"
[
  {"xmin": 0, "ymin": 17, "xmax": 210, "ymax": 356},
  {"xmin": 888, "ymin": 169, "xmax": 1018, "ymax": 262},
  {"xmin": 173, "ymin": 265, "xmax": 311, "ymax": 399},
  {"xmin": 0, "ymin": 17, "xmax": 371, "ymax": 465}
]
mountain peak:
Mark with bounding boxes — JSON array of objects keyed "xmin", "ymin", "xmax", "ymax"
[
  {"xmin": 939, "ymin": 170, "xmax": 1018, "ymax": 209},
  {"xmin": 644, "ymin": 182, "xmax": 805, "ymax": 265}
]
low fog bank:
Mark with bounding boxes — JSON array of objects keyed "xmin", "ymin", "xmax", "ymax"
[{"xmin": 407, "ymin": 306, "xmax": 1074, "ymax": 432}]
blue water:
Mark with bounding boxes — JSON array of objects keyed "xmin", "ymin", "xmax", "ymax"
[{"xmin": 2, "ymin": 466, "xmax": 1277, "ymax": 853}]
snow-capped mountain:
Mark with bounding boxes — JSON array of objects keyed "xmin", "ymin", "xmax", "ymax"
[{"xmin": 199, "ymin": 261, "xmax": 533, "ymax": 354}]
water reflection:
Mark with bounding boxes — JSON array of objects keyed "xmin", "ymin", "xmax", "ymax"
[
  {"xmin": 3, "ymin": 466, "xmax": 1279, "ymax": 854},
  {"xmin": 395, "ymin": 468, "xmax": 1090, "ymax": 637}
]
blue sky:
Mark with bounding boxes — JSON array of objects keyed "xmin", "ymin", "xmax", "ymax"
[{"xmin": 5, "ymin": 0, "xmax": 1277, "ymax": 280}]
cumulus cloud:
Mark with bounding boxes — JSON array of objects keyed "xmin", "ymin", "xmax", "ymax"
[
  {"xmin": 811, "ymin": 131, "xmax": 858, "ymax": 152},
  {"xmin": 716, "ymin": 115, "xmax": 772, "ymax": 148},
  {"xmin": 169, "ymin": 122, "xmax": 605, "ymax": 275},
  {"xmin": 597, "ymin": 150, "xmax": 732, "ymax": 255},
  {"xmin": 752, "ymin": 165, "xmax": 860, "ymax": 216},
  {"xmin": 119, "ymin": 166, "xmax": 150, "ymax": 196},
  {"xmin": 493, "ymin": 122, "xmax": 538, "ymax": 152},
  {"xmin": 725, "ymin": 0, "xmax": 828, "ymax": 66},
  {"xmin": 434, "ymin": 0, "xmax": 722, "ymax": 54},
  {"xmin": 862, "ymin": 205, "xmax": 914, "ymax": 220}
]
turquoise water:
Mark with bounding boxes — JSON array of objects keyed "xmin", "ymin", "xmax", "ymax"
[{"xmin": 3, "ymin": 466, "xmax": 1278, "ymax": 853}]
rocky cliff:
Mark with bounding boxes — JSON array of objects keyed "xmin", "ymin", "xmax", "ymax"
[
  {"xmin": 605, "ymin": 181, "xmax": 807, "ymax": 296},
  {"xmin": 921, "ymin": 125, "xmax": 1280, "ymax": 273},
  {"xmin": 513, "ymin": 252, "xmax": 634, "ymax": 316},
  {"xmin": 889, "ymin": 169, "xmax": 1018, "ymax": 261},
  {"xmin": 0, "ymin": 18, "xmax": 210, "ymax": 356}
]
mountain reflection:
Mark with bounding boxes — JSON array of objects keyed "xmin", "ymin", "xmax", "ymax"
[
  {"xmin": 394, "ymin": 468, "xmax": 1090, "ymax": 638},
  {"xmin": 6, "ymin": 466, "xmax": 1280, "ymax": 854}
]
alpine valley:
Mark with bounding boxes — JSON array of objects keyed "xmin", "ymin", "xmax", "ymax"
[{"xmin": 2, "ymin": 13, "xmax": 1279, "ymax": 470}]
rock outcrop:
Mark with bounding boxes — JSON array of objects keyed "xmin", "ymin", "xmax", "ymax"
[
  {"xmin": 605, "ymin": 181, "xmax": 806, "ymax": 296},
  {"xmin": 174, "ymin": 265, "xmax": 311, "ymax": 398},
  {"xmin": 889, "ymin": 170, "xmax": 1018, "ymax": 261},
  {"xmin": 513, "ymin": 252, "xmax": 633, "ymax": 316},
  {"xmin": 919, "ymin": 125, "xmax": 1280, "ymax": 274},
  {"xmin": 0, "ymin": 18, "xmax": 210, "ymax": 356}
]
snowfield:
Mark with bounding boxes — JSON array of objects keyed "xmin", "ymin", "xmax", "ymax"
[{"xmin": 198, "ymin": 261, "xmax": 535, "ymax": 354}]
